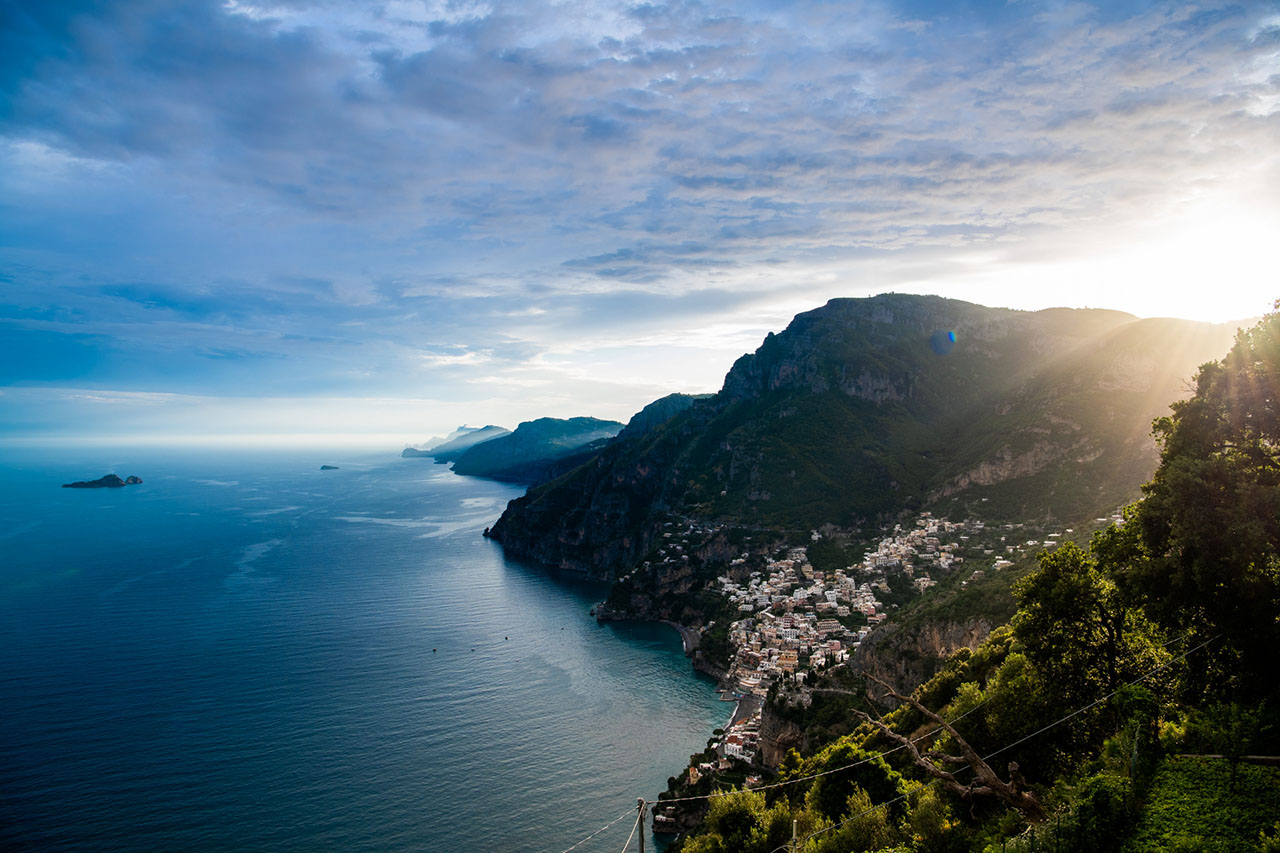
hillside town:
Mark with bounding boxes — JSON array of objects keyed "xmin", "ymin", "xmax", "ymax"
[{"xmin": 649, "ymin": 510, "xmax": 1115, "ymax": 773}]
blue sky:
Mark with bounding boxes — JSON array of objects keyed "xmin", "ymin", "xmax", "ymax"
[{"xmin": 2, "ymin": 0, "xmax": 1278, "ymax": 446}]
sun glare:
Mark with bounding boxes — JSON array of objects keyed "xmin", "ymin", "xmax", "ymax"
[
  {"xmin": 1101, "ymin": 195, "xmax": 1279, "ymax": 322},
  {"xmin": 936, "ymin": 188, "xmax": 1279, "ymax": 325}
]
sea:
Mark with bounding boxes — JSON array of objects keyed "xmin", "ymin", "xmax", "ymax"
[{"xmin": 0, "ymin": 446, "xmax": 728, "ymax": 852}]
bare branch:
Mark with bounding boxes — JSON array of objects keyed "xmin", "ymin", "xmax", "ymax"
[{"xmin": 857, "ymin": 672, "xmax": 1048, "ymax": 823}]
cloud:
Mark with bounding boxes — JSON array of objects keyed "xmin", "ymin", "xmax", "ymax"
[{"xmin": 1, "ymin": 0, "xmax": 1277, "ymax": 437}]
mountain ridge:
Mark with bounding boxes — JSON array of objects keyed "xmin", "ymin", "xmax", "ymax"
[
  {"xmin": 450, "ymin": 416, "xmax": 624, "ymax": 483},
  {"xmin": 488, "ymin": 294, "xmax": 1239, "ymax": 578}
]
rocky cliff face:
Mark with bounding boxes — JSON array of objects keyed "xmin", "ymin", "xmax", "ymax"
[
  {"xmin": 490, "ymin": 294, "xmax": 1237, "ymax": 582},
  {"xmin": 487, "ymin": 395, "xmax": 730, "ymax": 577},
  {"xmin": 616, "ymin": 393, "xmax": 710, "ymax": 442},
  {"xmin": 853, "ymin": 618, "xmax": 996, "ymax": 703},
  {"xmin": 758, "ymin": 705, "xmax": 806, "ymax": 768}
]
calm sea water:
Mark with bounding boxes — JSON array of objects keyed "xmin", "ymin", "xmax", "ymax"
[{"xmin": 0, "ymin": 447, "xmax": 726, "ymax": 851}]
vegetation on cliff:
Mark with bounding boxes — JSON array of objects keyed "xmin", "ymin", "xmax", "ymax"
[
  {"xmin": 489, "ymin": 294, "xmax": 1237, "ymax": 578},
  {"xmin": 667, "ymin": 307, "xmax": 1280, "ymax": 852}
]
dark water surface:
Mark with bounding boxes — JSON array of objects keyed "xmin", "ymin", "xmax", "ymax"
[{"xmin": 0, "ymin": 447, "xmax": 725, "ymax": 851}]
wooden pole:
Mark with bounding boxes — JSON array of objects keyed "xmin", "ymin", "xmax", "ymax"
[{"xmin": 637, "ymin": 798, "xmax": 646, "ymax": 853}]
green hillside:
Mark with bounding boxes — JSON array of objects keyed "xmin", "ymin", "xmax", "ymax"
[
  {"xmin": 489, "ymin": 294, "xmax": 1237, "ymax": 575},
  {"xmin": 660, "ymin": 306, "xmax": 1280, "ymax": 853}
]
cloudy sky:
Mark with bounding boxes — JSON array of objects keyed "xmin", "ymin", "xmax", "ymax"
[{"xmin": 3, "ymin": 0, "xmax": 1278, "ymax": 446}]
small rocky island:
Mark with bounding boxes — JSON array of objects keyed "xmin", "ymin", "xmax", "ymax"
[
  {"xmin": 320, "ymin": 465, "xmax": 339, "ymax": 470},
  {"xmin": 62, "ymin": 474, "xmax": 143, "ymax": 489}
]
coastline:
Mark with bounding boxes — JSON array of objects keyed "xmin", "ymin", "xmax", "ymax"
[
  {"xmin": 662, "ymin": 619, "xmax": 701, "ymax": 655},
  {"xmin": 726, "ymin": 693, "xmax": 763, "ymax": 728}
]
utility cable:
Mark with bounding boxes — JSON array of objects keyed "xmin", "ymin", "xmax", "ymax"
[
  {"xmin": 618, "ymin": 813, "xmax": 639, "ymax": 853},
  {"xmin": 787, "ymin": 634, "xmax": 1220, "ymax": 850},
  {"xmin": 558, "ymin": 807, "xmax": 637, "ymax": 853},
  {"xmin": 658, "ymin": 623, "xmax": 1204, "ymax": 807},
  {"xmin": 649, "ymin": 697, "xmax": 991, "ymax": 805},
  {"xmin": 980, "ymin": 633, "xmax": 1218, "ymax": 764}
]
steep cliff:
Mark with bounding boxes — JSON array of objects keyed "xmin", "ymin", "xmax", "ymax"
[
  {"xmin": 758, "ymin": 706, "xmax": 806, "ymax": 768},
  {"xmin": 489, "ymin": 294, "xmax": 1237, "ymax": 582},
  {"xmin": 852, "ymin": 617, "xmax": 997, "ymax": 702}
]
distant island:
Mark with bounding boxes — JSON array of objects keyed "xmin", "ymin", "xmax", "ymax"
[
  {"xmin": 320, "ymin": 465, "xmax": 339, "ymax": 470},
  {"xmin": 62, "ymin": 474, "xmax": 143, "ymax": 489}
]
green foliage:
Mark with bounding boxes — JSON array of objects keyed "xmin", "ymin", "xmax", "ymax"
[
  {"xmin": 803, "ymin": 788, "xmax": 899, "ymax": 853},
  {"xmin": 1099, "ymin": 685, "xmax": 1162, "ymax": 789},
  {"xmin": 794, "ymin": 741, "xmax": 905, "ymax": 821},
  {"xmin": 1184, "ymin": 702, "xmax": 1268, "ymax": 789},
  {"xmin": 903, "ymin": 783, "xmax": 965, "ymax": 853},
  {"xmin": 1125, "ymin": 756, "xmax": 1280, "ymax": 852},
  {"xmin": 806, "ymin": 536, "xmax": 864, "ymax": 573},
  {"xmin": 1013, "ymin": 542, "xmax": 1164, "ymax": 704},
  {"xmin": 1117, "ymin": 309, "xmax": 1280, "ymax": 700},
  {"xmin": 698, "ymin": 619, "xmax": 734, "ymax": 669},
  {"xmin": 1074, "ymin": 772, "xmax": 1133, "ymax": 848},
  {"xmin": 681, "ymin": 790, "xmax": 824, "ymax": 853},
  {"xmin": 682, "ymin": 790, "xmax": 759, "ymax": 853},
  {"xmin": 892, "ymin": 555, "xmax": 1023, "ymax": 634},
  {"xmin": 1259, "ymin": 821, "xmax": 1280, "ymax": 852}
]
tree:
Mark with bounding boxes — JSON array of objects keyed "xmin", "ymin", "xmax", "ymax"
[
  {"xmin": 1013, "ymin": 541, "xmax": 1165, "ymax": 705},
  {"xmin": 1013, "ymin": 542, "xmax": 1128, "ymax": 701},
  {"xmin": 794, "ymin": 740, "xmax": 905, "ymax": 821},
  {"xmin": 1119, "ymin": 308, "xmax": 1280, "ymax": 699},
  {"xmin": 852, "ymin": 672, "xmax": 1047, "ymax": 823}
]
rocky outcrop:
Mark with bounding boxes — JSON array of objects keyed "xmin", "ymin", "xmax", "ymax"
[
  {"xmin": 617, "ymin": 393, "xmax": 710, "ymax": 442},
  {"xmin": 853, "ymin": 618, "xmax": 995, "ymax": 703},
  {"xmin": 840, "ymin": 368, "xmax": 910, "ymax": 403},
  {"xmin": 62, "ymin": 474, "xmax": 142, "ymax": 488},
  {"xmin": 932, "ymin": 442, "xmax": 1066, "ymax": 497},
  {"xmin": 758, "ymin": 704, "xmax": 806, "ymax": 767},
  {"xmin": 490, "ymin": 293, "xmax": 1238, "ymax": 579}
]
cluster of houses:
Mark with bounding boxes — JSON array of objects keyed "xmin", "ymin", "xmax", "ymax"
[
  {"xmin": 656, "ymin": 511, "xmax": 1101, "ymax": 804},
  {"xmin": 711, "ymin": 512, "xmax": 1080, "ymax": 699},
  {"xmin": 698, "ymin": 709, "xmax": 764, "ymax": 773},
  {"xmin": 717, "ymin": 554, "xmax": 872, "ymax": 698},
  {"xmin": 636, "ymin": 512, "xmax": 1086, "ymax": 739}
]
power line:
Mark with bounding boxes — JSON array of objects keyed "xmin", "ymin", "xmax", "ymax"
[
  {"xmin": 563, "ymin": 629, "xmax": 1211, "ymax": 851},
  {"xmin": 785, "ymin": 634, "xmax": 1220, "ymax": 850},
  {"xmin": 558, "ymin": 807, "xmax": 636, "ymax": 853},
  {"xmin": 618, "ymin": 812, "xmax": 639, "ymax": 853},
  {"xmin": 650, "ymin": 696, "xmax": 993, "ymax": 806},
  {"xmin": 656, "ymin": 626, "xmax": 1203, "ymax": 807},
  {"xmin": 981, "ymin": 633, "xmax": 1218, "ymax": 765}
]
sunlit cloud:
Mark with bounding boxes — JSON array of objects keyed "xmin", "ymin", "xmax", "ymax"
[{"xmin": 2, "ymin": 0, "xmax": 1276, "ymax": 441}]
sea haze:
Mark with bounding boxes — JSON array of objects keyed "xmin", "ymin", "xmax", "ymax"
[{"xmin": 0, "ymin": 447, "xmax": 725, "ymax": 851}]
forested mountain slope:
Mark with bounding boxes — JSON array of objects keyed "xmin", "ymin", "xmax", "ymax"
[{"xmin": 489, "ymin": 294, "xmax": 1238, "ymax": 578}]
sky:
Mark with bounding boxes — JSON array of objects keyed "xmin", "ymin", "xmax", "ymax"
[{"xmin": 2, "ymin": 0, "xmax": 1278, "ymax": 447}]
